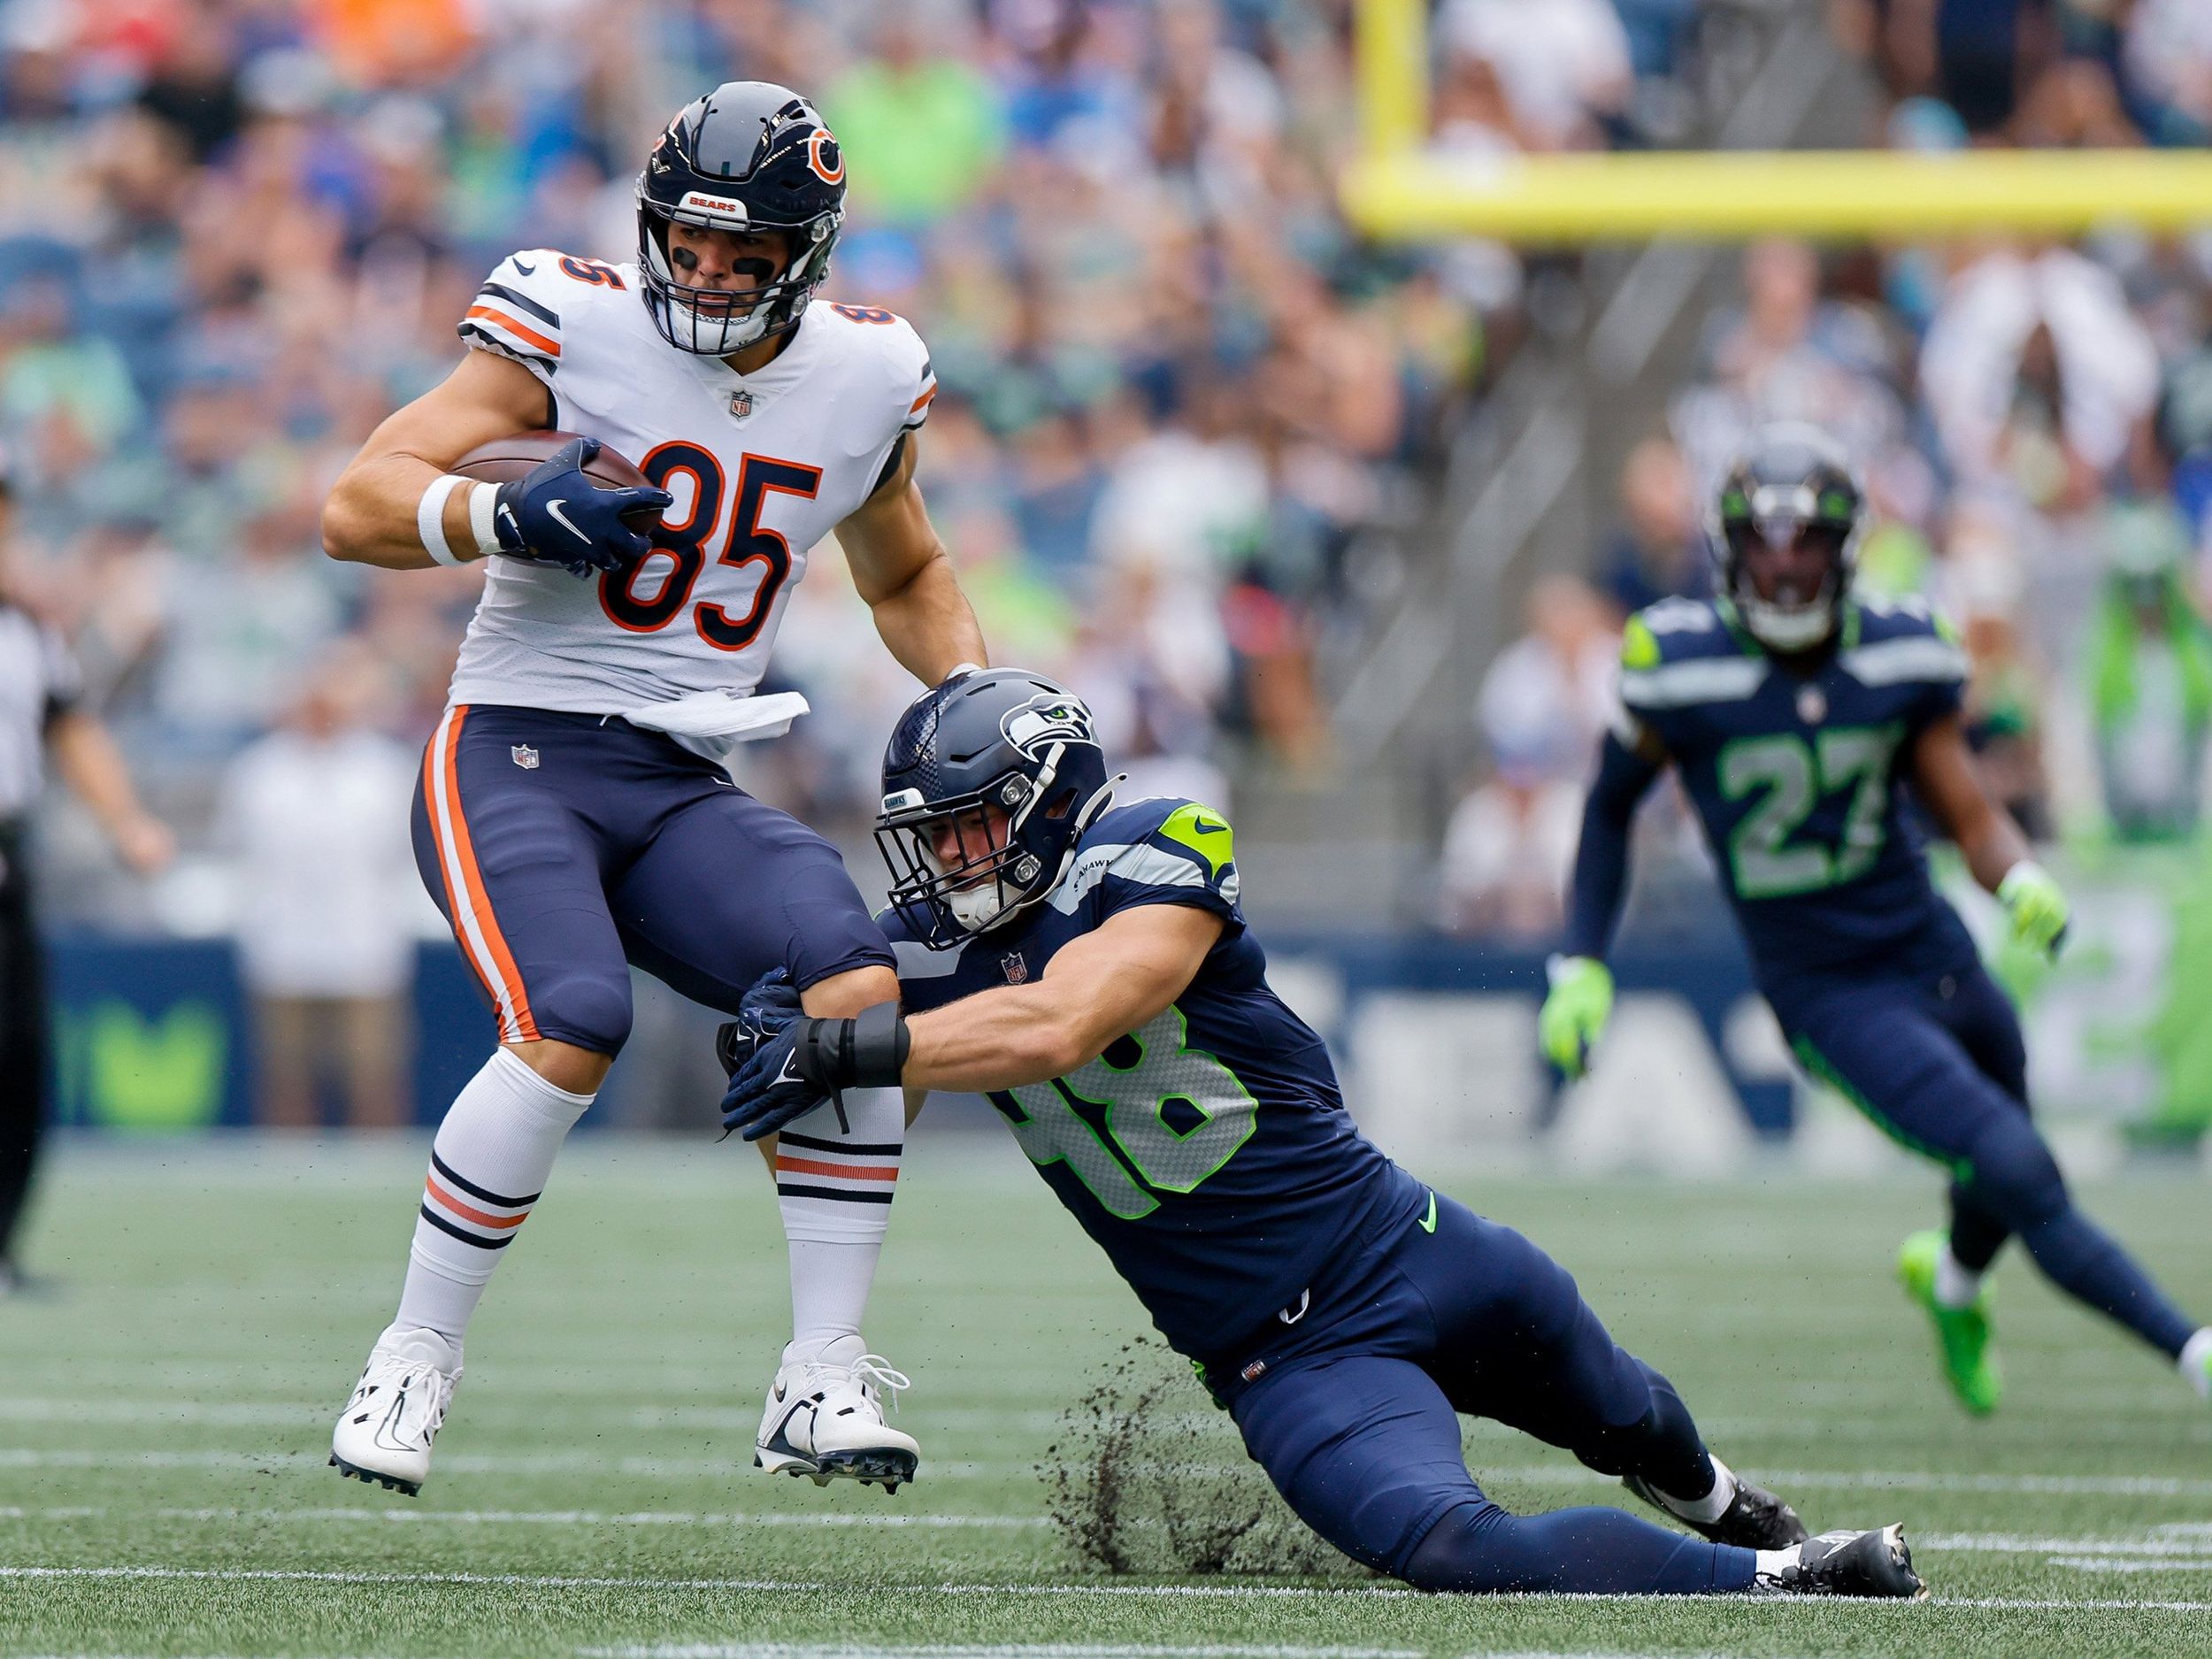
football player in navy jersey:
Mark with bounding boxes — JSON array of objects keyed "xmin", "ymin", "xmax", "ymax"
[
  {"xmin": 1542, "ymin": 423, "xmax": 2212, "ymax": 1417},
  {"xmin": 715, "ymin": 667, "xmax": 1924, "ymax": 1599}
]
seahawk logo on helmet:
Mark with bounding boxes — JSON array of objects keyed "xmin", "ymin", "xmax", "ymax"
[
  {"xmin": 634, "ymin": 81, "xmax": 846, "ymax": 357},
  {"xmin": 876, "ymin": 670, "xmax": 1117, "ymax": 949},
  {"xmin": 1710, "ymin": 422, "xmax": 1865, "ymax": 654}
]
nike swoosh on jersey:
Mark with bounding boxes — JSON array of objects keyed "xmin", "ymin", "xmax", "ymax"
[
  {"xmin": 544, "ymin": 499, "xmax": 589, "ymax": 543},
  {"xmin": 513, "ymin": 259, "xmax": 537, "ymax": 274},
  {"xmin": 1417, "ymin": 1192, "xmax": 1437, "ymax": 1233},
  {"xmin": 1191, "ymin": 819, "xmax": 1227, "ymax": 834}
]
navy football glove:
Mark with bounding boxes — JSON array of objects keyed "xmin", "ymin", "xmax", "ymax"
[
  {"xmin": 491, "ymin": 436, "xmax": 671, "ymax": 577},
  {"xmin": 712, "ymin": 969, "xmax": 805, "ymax": 1079},
  {"xmin": 719, "ymin": 1023, "xmax": 833, "ymax": 1141},
  {"xmin": 718, "ymin": 1002, "xmax": 911, "ymax": 1142}
]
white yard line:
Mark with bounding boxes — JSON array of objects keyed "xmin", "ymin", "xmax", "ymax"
[
  {"xmin": 17, "ymin": 1446, "xmax": 2212, "ymax": 1496},
  {"xmin": 0, "ymin": 1504, "xmax": 1042, "ymax": 1530},
  {"xmin": 5, "ymin": 1564, "xmax": 2212, "ymax": 1612},
  {"xmin": 575, "ymin": 1647, "xmax": 1422, "ymax": 1659}
]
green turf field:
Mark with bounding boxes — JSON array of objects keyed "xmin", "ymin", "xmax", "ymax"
[{"xmin": 3, "ymin": 1133, "xmax": 2209, "ymax": 1658}]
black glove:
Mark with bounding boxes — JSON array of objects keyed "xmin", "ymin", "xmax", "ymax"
[
  {"xmin": 719, "ymin": 1002, "xmax": 910, "ymax": 1142},
  {"xmin": 492, "ymin": 436, "xmax": 671, "ymax": 577},
  {"xmin": 713, "ymin": 969, "xmax": 805, "ymax": 1079}
]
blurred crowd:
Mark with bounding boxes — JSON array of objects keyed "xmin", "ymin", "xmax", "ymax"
[
  {"xmin": 1443, "ymin": 0, "xmax": 2212, "ymax": 937},
  {"xmin": 0, "ymin": 0, "xmax": 1509, "ymax": 928}
]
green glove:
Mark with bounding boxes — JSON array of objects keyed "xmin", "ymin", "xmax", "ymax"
[
  {"xmin": 1998, "ymin": 861, "xmax": 2069, "ymax": 960},
  {"xmin": 1540, "ymin": 956, "xmax": 1614, "ymax": 1080}
]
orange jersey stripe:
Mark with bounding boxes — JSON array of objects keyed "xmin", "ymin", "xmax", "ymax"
[
  {"xmin": 466, "ymin": 306, "xmax": 561, "ymax": 357},
  {"xmin": 438, "ymin": 708, "xmax": 541, "ymax": 1041},
  {"xmin": 425, "ymin": 1174, "xmax": 532, "ymax": 1230},
  {"xmin": 774, "ymin": 1156, "xmax": 900, "ymax": 1183},
  {"xmin": 909, "ymin": 384, "xmax": 938, "ymax": 414}
]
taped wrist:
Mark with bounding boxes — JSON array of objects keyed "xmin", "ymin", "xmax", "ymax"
[{"xmin": 792, "ymin": 1004, "xmax": 910, "ymax": 1090}]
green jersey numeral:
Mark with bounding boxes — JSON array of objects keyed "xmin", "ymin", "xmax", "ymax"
[
  {"xmin": 994, "ymin": 1005, "xmax": 1256, "ymax": 1218},
  {"xmin": 1718, "ymin": 724, "xmax": 1901, "ymax": 900}
]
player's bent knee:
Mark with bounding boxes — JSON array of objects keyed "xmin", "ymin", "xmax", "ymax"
[
  {"xmin": 1401, "ymin": 1502, "xmax": 1546, "ymax": 1594},
  {"xmin": 503, "ymin": 1037, "xmax": 615, "ymax": 1097},
  {"xmin": 527, "ymin": 972, "xmax": 634, "ymax": 1066},
  {"xmin": 1962, "ymin": 1114, "xmax": 2067, "ymax": 1228},
  {"xmin": 802, "ymin": 964, "xmax": 901, "ymax": 1020}
]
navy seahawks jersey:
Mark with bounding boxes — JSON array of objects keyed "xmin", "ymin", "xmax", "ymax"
[
  {"xmin": 884, "ymin": 795, "xmax": 1421, "ymax": 1366},
  {"xmin": 1617, "ymin": 595, "xmax": 1978, "ymax": 985}
]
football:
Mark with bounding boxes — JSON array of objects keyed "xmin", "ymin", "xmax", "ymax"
[{"xmin": 451, "ymin": 430, "xmax": 664, "ymax": 531}]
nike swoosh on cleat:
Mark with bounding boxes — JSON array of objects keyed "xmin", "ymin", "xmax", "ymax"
[
  {"xmin": 544, "ymin": 499, "xmax": 589, "ymax": 543},
  {"xmin": 1418, "ymin": 1192, "xmax": 1438, "ymax": 1233}
]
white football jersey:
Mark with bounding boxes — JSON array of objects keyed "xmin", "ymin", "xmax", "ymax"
[{"xmin": 447, "ymin": 250, "xmax": 936, "ymax": 713}]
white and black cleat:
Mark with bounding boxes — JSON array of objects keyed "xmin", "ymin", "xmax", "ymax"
[
  {"xmin": 756, "ymin": 1335, "xmax": 918, "ymax": 1494},
  {"xmin": 329, "ymin": 1324, "xmax": 461, "ymax": 1497},
  {"xmin": 1752, "ymin": 1524, "xmax": 1927, "ymax": 1599},
  {"xmin": 1623, "ymin": 1471, "xmax": 1809, "ymax": 1549}
]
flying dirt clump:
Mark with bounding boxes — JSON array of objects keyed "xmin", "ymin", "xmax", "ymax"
[{"xmin": 1038, "ymin": 1335, "xmax": 1365, "ymax": 1578}]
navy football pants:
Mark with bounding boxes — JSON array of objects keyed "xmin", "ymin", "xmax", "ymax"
[
  {"xmin": 1776, "ymin": 962, "xmax": 2196, "ymax": 1358},
  {"xmin": 1223, "ymin": 1194, "xmax": 1757, "ymax": 1594},
  {"xmin": 411, "ymin": 704, "xmax": 893, "ymax": 1054}
]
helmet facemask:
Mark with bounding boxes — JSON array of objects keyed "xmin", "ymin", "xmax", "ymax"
[
  {"xmin": 1718, "ymin": 484, "xmax": 1858, "ymax": 653},
  {"xmin": 878, "ymin": 745, "xmax": 1091, "ymax": 947},
  {"xmin": 636, "ymin": 201, "xmax": 837, "ymax": 357}
]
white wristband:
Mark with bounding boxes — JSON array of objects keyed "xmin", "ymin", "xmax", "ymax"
[
  {"xmin": 468, "ymin": 479, "xmax": 499, "ymax": 556},
  {"xmin": 418, "ymin": 474, "xmax": 468, "ymax": 567}
]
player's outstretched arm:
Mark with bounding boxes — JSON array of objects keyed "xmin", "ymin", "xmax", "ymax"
[
  {"xmin": 833, "ymin": 433, "xmax": 988, "ymax": 684},
  {"xmin": 320, "ymin": 350, "xmax": 556, "ymax": 570},
  {"xmin": 1908, "ymin": 711, "xmax": 2069, "ymax": 956},
  {"xmin": 1541, "ymin": 728, "xmax": 1666, "ymax": 1078},
  {"xmin": 902, "ymin": 904, "xmax": 1225, "ymax": 1093}
]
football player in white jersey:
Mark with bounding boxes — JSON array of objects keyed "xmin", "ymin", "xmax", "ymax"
[{"xmin": 318, "ymin": 83, "xmax": 985, "ymax": 1496}]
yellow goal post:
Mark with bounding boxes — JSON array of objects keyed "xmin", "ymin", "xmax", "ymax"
[{"xmin": 1343, "ymin": 0, "xmax": 2212, "ymax": 242}]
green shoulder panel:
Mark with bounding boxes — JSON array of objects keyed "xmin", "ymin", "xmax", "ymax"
[
  {"xmin": 1156, "ymin": 802, "xmax": 1235, "ymax": 877},
  {"xmin": 1620, "ymin": 614, "xmax": 1661, "ymax": 672}
]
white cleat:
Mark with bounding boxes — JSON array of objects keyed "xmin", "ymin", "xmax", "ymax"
[
  {"xmin": 329, "ymin": 1325, "xmax": 461, "ymax": 1496},
  {"xmin": 755, "ymin": 1334, "xmax": 919, "ymax": 1493}
]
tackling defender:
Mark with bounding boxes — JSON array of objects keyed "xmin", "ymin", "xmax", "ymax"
[
  {"xmin": 715, "ymin": 668, "xmax": 1925, "ymax": 1598},
  {"xmin": 319, "ymin": 82, "xmax": 985, "ymax": 1494},
  {"xmin": 1540, "ymin": 424, "xmax": 2212, "ymax": 1415}
]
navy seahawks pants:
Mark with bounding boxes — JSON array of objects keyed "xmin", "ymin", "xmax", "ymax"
[
  {"xmin": 1217, "ymin": 1191, "xmax": 1757, "ymax": 1594},
  {"xmin": 411, "ymin": 704, "xmax": 893, "ymax": 1054},
  {"xmin": 1774, "ymin": 961, "xmax": 2196, "ymax": 1358}
]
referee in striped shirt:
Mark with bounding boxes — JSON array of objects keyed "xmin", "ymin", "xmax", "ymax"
[{"xmin": 0, "ymin": 454, "xmax": 173, "ymax": 1294}]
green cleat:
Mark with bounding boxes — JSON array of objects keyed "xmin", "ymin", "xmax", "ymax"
[{"xmin": 1898, "ymin": 1230, "xmax": 2001, "ymax": 1416}]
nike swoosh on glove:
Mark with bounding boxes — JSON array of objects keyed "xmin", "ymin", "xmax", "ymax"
[
  {"xmin": 491, "ymin": 435, "xmax": 671, "ymax": 577},
  {"xmin": 713, "ymin": 969, "xmax": 806, "ymax": 1079},
  {"xmin": 719, "ymin": 1024, "xmax": 833, "ymax": 1142}
]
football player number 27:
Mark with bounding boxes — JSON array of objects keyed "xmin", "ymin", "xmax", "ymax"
[
  {"xmin": 1720, "ymin": 725, "xmax": 1900, "ymax": 899},
  {"xmin": 992, "ymin": 1006, "xmax": 1257, "ymax": 1219},
  {"xmin": 600, "ymin": 443, "xmax": 822, "ymax": 650}
]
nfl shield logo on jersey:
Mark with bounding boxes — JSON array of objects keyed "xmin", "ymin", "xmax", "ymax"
[
  {"xmin": 511, "ymin": 744, "xmax": 540, "ymax": 770},
  {"xmin": 1002, "ymin": 952, "xmax": 1027, "ymax": 985},
  {"xmin": 729, "ymin": 388, "xmax": 755, "ymax": 421}
]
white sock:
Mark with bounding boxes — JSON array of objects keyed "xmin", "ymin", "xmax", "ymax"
[
  {"xmin": 1654, "ymin": 1454, "xmax": 1739, "ymax": 1525},
  {"xmin": 1933, "ymin": 1244, "xmax": 1984, "ymax": 1310},
  {"xmin": 2180, "ymin": 1327, "xmax": 2212, "ymax": 1400},
  {"xmin": 773, "ymin": 1087, "xmax": 902, "ymax": 1363},
  {"xmin": 395, "ymin": 1049, "xmax": 593, "ymax": 1350},
  {"xmin": 1754, "ymin": 1546, "xmax": 1799, "ymax": 1582}
]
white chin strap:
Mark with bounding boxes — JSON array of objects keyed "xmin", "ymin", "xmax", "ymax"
[
  {"xmin": 664, "ymin": 292, "xmax": 772, "ymax": 353},
  {"xmin": 1741, "ymin": 595, "xmax": 1836, "ymax": 652},
  {"xmin": 948, "ymin": 882, "xmax": 1015, "ymax": 932}
]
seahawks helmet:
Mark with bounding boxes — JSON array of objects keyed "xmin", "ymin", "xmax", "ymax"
[
  {"xmin": 877, "ymin": 670, "xmax": 1117, "ymax": 949},
  {"xmin": 635, "ymin": 81, "xmax": 845, "ymax": 357},
  {"xmin": 1711, "ymin": 424, "xmax": 1865, "ymax": 653}
]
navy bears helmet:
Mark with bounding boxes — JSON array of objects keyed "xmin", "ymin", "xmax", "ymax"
[
  {"xmin": 1712, "ymin": 423, "xmax": 1865, "ymax": 654},
  {"xmin": 877, "ymin": 670, "xmax": 1117, "ymax": 949},
  {"xmin": 635, "ymin": 81, "xmax": 846, "ymax": 357}
]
